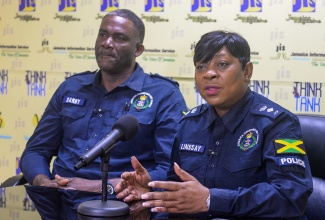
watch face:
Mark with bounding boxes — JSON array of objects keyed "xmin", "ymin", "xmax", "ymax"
[{"xmin": 107, "ymin": 184, "xmax": 114, "ymax": 194}]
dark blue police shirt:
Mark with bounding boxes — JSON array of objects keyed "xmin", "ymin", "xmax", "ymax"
[
  {"xmin": 168, "ymin": 88, "xmax": 313, "ymax": 219},
  {"xmin": 20, "ymin": 63, "xmax": 187, "ymax": 219}
]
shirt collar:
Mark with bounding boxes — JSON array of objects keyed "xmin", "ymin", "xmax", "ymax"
[
  {"xmin": 80, "ymin": 63, "xmax": 145, "ymax": 92},
  {"xmin": 202, "ymin": 88, "xmax": 253, "ymax": 131},
  {"xmin": 120, "ymin": 63, "xmax": 145, "ymax": 92},
  {"xmin": 222, "ymin": 88, "xmax": 253, "ymax": 132}
]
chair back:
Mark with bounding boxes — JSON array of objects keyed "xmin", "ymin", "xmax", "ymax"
[
  {"xmin": 296, "ymin": 114, "xmax": 325, "ymax": 220},
  {"xmin": 296, "ymin": 114, "xmax": 325, "ymax": 180}
]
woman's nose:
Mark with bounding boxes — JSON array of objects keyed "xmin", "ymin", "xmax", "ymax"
[{"xmin": 203, "ymin": 69, "xmax": 218, "ymax": 80}]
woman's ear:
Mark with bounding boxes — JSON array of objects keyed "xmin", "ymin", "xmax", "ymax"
[{"xmin": 244, "ymin": 62, "xmax": 253, "ymax": 82}]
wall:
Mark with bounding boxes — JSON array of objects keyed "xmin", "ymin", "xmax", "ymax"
[{"xmin": 0, "ymin": 0, "xmax": 324, "ymax": 184}]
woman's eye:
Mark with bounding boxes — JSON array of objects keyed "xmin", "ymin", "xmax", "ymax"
[
  {"xmin": 196, "ymin": 64, "xmax": 206, "ymax": 70},
  {"xmin": 217, "ymin": 62, "xmax": 229, "ymax": 69}
]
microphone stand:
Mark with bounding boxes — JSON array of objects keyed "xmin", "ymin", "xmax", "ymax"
[{"xmin": 77, "ymin": 150, "xmax": 129, "ymax": 220}]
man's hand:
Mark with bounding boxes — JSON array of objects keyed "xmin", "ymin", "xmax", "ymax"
[
  {"xmin": 54, "ymin": 175, "xmax": 104, "ymax": 192},
  {"xmin": 32, "ymin": 174, "xmax": 63, "ymax": 188},
  {"xmin": 141, "ymin": 162, "xmax": 210, "ymax": 214},
  {"xmin": 115, "ymin": 156, "xmax": 152, "ymax": 202}
]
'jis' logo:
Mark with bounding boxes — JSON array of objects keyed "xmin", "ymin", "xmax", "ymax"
[
  {"xmin": 145, "ymin": 0, "xmax": 164, "ymax": 12},
  {"xmin": 293, "ymin": 0, "xmax": 315, "ymax": 12},
  {"xmin": 59, "ymin": 0, "xmax": 76, "ymax": 12},
  {"xmin": 241, "ymin": 0, "xmax": 262, "ymax": 12},
  {"xmin": 19, "ymin": 0, "xmax": 36, "ymax": 12},
  {"xmin": 101, "ymin": 0, "xmax": 119, "ymax": 12},
  {"xmin": 191, "ymin": 0, "xmax": 212, "ymax": 12}
]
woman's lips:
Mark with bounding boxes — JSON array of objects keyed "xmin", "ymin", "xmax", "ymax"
[{"xmin": 204, "ymin": 85, "xmax": 220, "ymax": 95}]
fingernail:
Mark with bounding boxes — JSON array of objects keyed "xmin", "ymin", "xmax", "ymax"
[
  {"xmin": 142, "ymin": 202, "xmax": 149, "ymax": 207},
  {"xmin": 148, "ymin": 182, "xmax": 154, "ymax": 187},
  {"xmin": 174, "ymin": 162, "xmax": 179, "ymax": 168},
  {"xmin": 141, "ymin": 194, "xmax": 149, "ymax": 199}
]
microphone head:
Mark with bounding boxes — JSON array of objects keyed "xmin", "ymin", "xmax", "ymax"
[{"xmin": 112, "ymin": 115, "xmax": 139, "ymax": 141}]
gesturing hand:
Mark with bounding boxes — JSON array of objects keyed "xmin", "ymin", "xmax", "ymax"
[
  {"xmin": 115, "ymin": 156, "xmax": 152, "ymax": 202},
  {"xmin": 141, "ymin": 162, "xmax": 210, "ymax": 214}
]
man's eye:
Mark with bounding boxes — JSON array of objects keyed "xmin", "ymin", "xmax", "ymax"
[
  {"xmin": 116, "ymin": 35, "xmax": 126, "ymax": 41},
  {"xmin": 99, "ymin": 33, "xmax": 107, "ymax": 38}
]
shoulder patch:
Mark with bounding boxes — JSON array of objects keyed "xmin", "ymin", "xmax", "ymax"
[
  {"xmin": 274, "ymin": 139, "xmax": 306, "ymax": 155},
  {"xmin": 181, "ymin": 104, "xmax": 207, "ymax": 120},
  {"xmin": 149, "ymin": 73, "xmax": 179, "ymax": 87},
  {"xmin": 251, "ymin": 104, "xmax": 285, "ymax": 120}
]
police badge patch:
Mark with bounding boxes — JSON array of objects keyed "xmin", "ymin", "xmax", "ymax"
[
  {"xmin": 130, "ymin": 92, "xmax": 153, "ymax": 110},
  {"xmin": 237, "ymin": 128, "xmax": 259, "ymax": 151}
]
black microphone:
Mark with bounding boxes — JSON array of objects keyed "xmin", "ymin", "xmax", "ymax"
[{"xmin": 74, "ymin": 115, "xmax": 139, "ymax": 170}]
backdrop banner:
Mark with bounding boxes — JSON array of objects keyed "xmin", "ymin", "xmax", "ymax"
[{"xmin": 0, "ymin": 0, "xmax": 324, "ymax": 186}]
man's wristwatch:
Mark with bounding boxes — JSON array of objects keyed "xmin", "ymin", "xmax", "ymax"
[
  {"xmin": 206, "ymin": 194, "xmax": 210, "ymax": 209},
  {"xmin": 107, "ymin": 182, "xmax": 114, "ymax": 195}
]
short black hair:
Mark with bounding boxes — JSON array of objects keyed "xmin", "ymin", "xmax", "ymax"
[
  {"xmin": 104, "ymin": 9, "xmax": 145, "ymax": 44},
  {"xmin": 193, "ymin": 30, "xmax": 250, "ymax": 70}
]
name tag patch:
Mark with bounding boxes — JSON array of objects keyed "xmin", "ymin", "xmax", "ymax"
[
  {"xmin": 63, "ymin": 96, "xmax": 85, "ymax": 106},
  {"xmin": 278, "ymin": 156, "xmax": 306, "ymax": 168},
  {"xmin": 179, "ymin": 143, "xmax": 205, "ymax": 153}
]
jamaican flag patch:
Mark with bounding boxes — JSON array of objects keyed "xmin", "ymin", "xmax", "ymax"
[{"xmin": 274, "ymin": 139, "xmax": 306, "ymax": 155}]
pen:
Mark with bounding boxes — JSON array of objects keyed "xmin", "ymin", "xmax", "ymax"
[{"xmin": 123, "ymin": 102, "xmax": 130, "ymax": 114}]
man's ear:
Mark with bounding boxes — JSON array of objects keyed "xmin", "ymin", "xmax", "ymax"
[
  {"xmin": 244, "ymin": 62, "xmax": 253, "ymax": 82},
  {"xmin": 135, "ymin": 43, "xmax": 144, "ymax": 57}
]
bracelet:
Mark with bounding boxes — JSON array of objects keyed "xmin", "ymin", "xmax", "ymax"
[{"xmin": 206, "ymin": 194, "xmax": 210, "ymax": 209}]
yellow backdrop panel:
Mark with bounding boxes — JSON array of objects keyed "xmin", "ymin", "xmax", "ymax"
[{"xmin": 0, "ymin": 1, "xmax": 324, "ymax": 187}]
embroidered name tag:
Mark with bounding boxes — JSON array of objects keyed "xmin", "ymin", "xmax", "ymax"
[
  {"xmin": 278, "ymin": 156, "xmax": 306, "ymax": 168},
  {"xmin": 63, "ymin": 96, "xmax": 85, "ymax": 106},
  {"xmin": 179, "ymin": 143, "xmax": 205, "ymax": 153}
]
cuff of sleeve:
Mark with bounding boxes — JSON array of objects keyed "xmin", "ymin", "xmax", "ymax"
[{"xmin": 209, "ymin": 188, "xmax": 236, "ymax": 216}]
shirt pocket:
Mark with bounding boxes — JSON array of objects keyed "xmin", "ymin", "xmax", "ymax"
[
  {"xmin": 131, "ymin": 113, "xmax": 153, "ymax": 126},
  {"xmin": 60, "ymin": 107, "xmax": 88, "ymax": 139},
  {"xmin": 115, "ymin": 106, "xmax": 154, "ymax": 126},
  {"xmin": 180, "ymin": 152, "xmax": 205, "ymax": 181},
  {"xmin": 222, "ymin": 156, "xmax": 263, "ymax": 188}
]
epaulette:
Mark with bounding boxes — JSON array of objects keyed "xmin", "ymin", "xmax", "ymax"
[
  {"xmin": 149, "ymin": 73, "xmax": 179, "ymax": 87},
  {"xmin": 181, "ymin": 104, "xmax": 207, "ymax": 120},
  {"xmin": 251, "ymin": 103, "xmax": 285, "ymax": 120}
]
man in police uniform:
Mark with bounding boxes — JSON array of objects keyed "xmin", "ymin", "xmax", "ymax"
[
  {"xmin": 116, "ymin": 30, "xmax": 313, "ymax": 219},
  {"xmin": 20, "ymin": 9, "xmax": 187, "ymax": 219}
]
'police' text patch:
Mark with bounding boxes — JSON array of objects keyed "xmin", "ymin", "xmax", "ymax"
[{"xmin": 278, "ymin": 156, "xmax": 306, "ymax": 168}]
